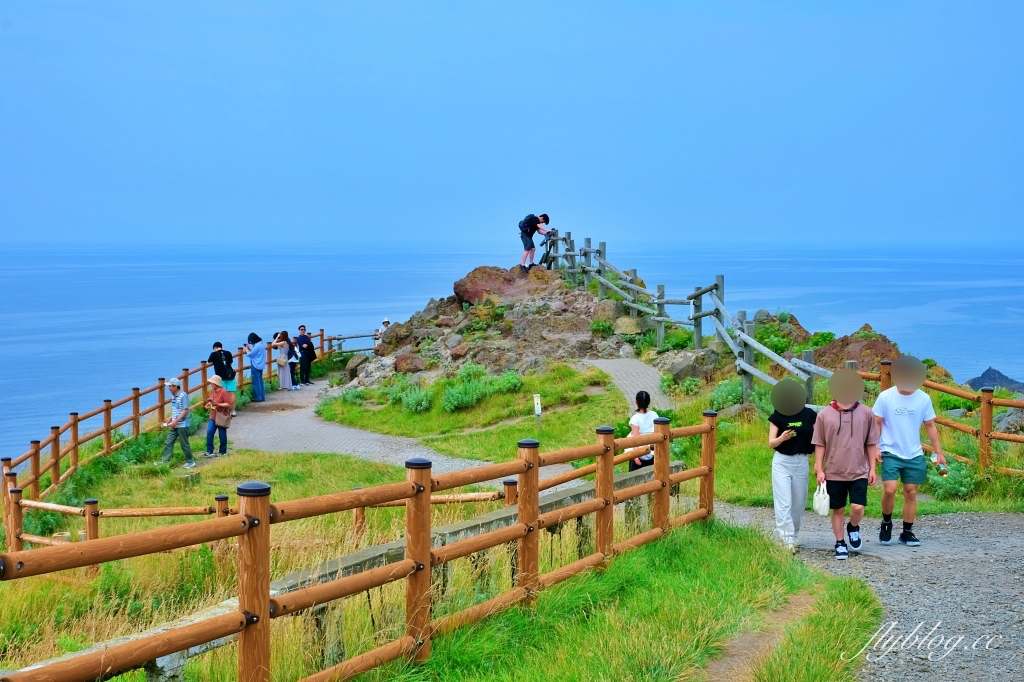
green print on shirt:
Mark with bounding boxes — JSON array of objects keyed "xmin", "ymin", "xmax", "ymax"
[{"xmin": 787, "ymin": 421, "xmax": 803, "ymax": 428}]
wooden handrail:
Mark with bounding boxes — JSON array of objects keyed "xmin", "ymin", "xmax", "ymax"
[
  {"xmin": 19, "ymin": 499, "xmax": 84, "ymax": 516},
  {"xmin": 430, "ymin": 524, "xmax": 529, "ymax": 566},
  {"xmin": 538, "ymin": 442, "xmax": 608, "ymax": 467},
  {"xmin": 934, "ymin": 416, "xmax": 979, "ymax": 436},
  {"xmin": 990, "ymin": 396, "xmax": 1024, "ymax": 409},
  {"xmin": 99, "ymin": 506, "xmax": 215, "ymax": 518},
  {"xmin": 923, "ymin": 380, "xmax": 980, "ymax": 401},
  {"xmin": 270, "ymin": 559, "xmax": 418, "ymax": 618},
  {"xmin": 271, "ymin": 482, "xmax": 418, "ymax": 524},
  {"xmin": 431, "ymin": 460, "xmax": 528, "ymax": 492}
]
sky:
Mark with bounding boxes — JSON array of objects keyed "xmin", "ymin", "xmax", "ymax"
[{"xmin": 0, "ymin": 2, "xmax": 1022, "ymax": 249}]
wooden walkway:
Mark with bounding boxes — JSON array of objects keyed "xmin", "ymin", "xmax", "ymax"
[{"xmin": 582, "ymin": 358, "xmax": 674, "ymax": 410}]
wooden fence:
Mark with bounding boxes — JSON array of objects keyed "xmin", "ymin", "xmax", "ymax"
[
  {"xmin": 0, "ymin": 329, "xmax": 376, "ymax": 509},
  {"xmin": 0, "ymin": 412, "xmax": 717, "ymax": 682}
]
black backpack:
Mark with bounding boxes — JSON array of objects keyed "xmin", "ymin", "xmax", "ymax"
[{"xmin": 518, "ymin": 214, "xmax": 537, "ymax": 233}]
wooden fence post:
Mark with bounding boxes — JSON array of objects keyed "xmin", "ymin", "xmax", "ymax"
[
  {"xmin": 237, "ymin": 481, "xmax": 272, "ymax": 682},
  {"xmin": 215, "ymin": 493, "xmax": 230, "ymax": 517},
  {"xmin": 1, "ymin": 459, "xmax": 11, "ymax": 547},
  {"xmin": 351, "ymin": 488, "xmax": 367, "ymax": 545},
  {"xmin": 181, "ymin": 370, "xmax": 190, "ymax": 398},
  {"xmin": 265, "ymin": 343, "xmax": 273, "ymax": 383},
  {"xmin": 404, "ymin": 458, "xmax": 433, "ymax": 661},
  {"xmin": 627, "ymin": 269, "xmax": 638, "ymax": 318},
  {"xmin": 656, "ymin": 284, "xmax": 666, "ymax": 349},
  {"xmin": 502, "ymin": 479, "xmax": 518, "ymax": 507},
  {"xmin": 597, "ymin": 242, "xmax": 607, "ymax": 298},
  {"xmin": 85, "ymin": 497, "xmax": 99, "ymax": 577},
  {"xmin": 319, "ymin": 329, "xmax": 325, "ymax": 359},
  {"xmin": 157, "ymin": 378, "xmax": 167, "ymax": 424},
  {"xmin": 737, "ymin": 312, "xmax": 750, "ymax": 403},
  {"xmin": 70, "ymin": 412, "xmax": 79, "ymax": 471},
  {"xmin": 566, "ymin": 236, "xmax": 577, "ymax": 276},
  {"xmin": 49, "ymin": 426, "xmax": 61, "ymax": 489},
  {"xmin": 236, "ymin": 349, "xmax": 246, "ymax": 390},
  {"xmin": 700, "ymin": 411, "xmax": 717, "ymax": 517},
  {"xmin": 653, "ymin": 418, "xmax": 671, "ymax": 529},
  {"xmin": 980, "ymin": 386, "xmax": 994, "ymax": 469},
  {"xmin": 801, "ymin": 350, "xmax": 815, "ymax": 405},
  {"xmin": 131, "ymin": 389, "xmax": 141, "ymax": 438},
  {"xmin": 201, "ymin": 362, "xmax": 210, "ymax": 403},
  {"xmin": 595, "ymin": 426, "xmax": 615, "ymax": 559},
  {"xmin": 879, "ymin": 360, "xmax": 892, "ymax": 392},
  {"xmin": 714, "ymin": 275, "xmax": 725, "ymax": 347},
  {"xmin": 516, "ymin": 440, "xmax": 540, "ymax": 604},
  {"xmin": 103, "ymin": 400, "xmax": 113, "ymax": 455},
  {"xmin": 9, "ymin": 487, "xmax": 23, "ymax": 552},
  {"xmin": 692, "ymin": 287, "xmax": 703, "ymax": 350},
  {"xmin": 29, "ymin": 440, "xmax": 40, "ymax": 500},
  {"xmin": 583, "ymin": 238, "xmax": 592, "ymax": 288}
]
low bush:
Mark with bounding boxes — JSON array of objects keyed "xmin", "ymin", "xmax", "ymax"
[
  {"xmin": 712, "ymin": 378, "xmax": 743, "ymax": 410},
  {"xmin": 590, "ymin": 320, "xmax": 613, "ymax": 337},
  {"xmin": 441, "ymin": 364, "xmax": 523, "ymax": 412},
  {"xmin": 662, "ymin": 327, "xmax": 693, "ymax": 351},
  {"xmin": 681, "ymin": 376, "xmax": 702, "ymax": 396},
  {"xmin": 339, "ymin": 389, "xmax": 368, "ymax": 406},
  {"xmin": 927, "ymin": 459, "xmax": 978, "ymax": 500},
  {"xmin": 793, "ymin": 331, "xmax": 835, "ymax": 352},
  {"xmin": 851, "ymin": 329, "xmax": 881, "ymax": 341},
  {"xmin": 754, "ymin": 322, "xmax": 792, "ymax": 355},
  {"xmin": 938, "ymin": 393, "xmax": 977, "ymax": 412}
]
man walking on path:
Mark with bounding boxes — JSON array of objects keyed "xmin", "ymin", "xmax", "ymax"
[
  {"xmin": 296, "ymin": 325, "xmax": 316, "ymax": 386},
  {"xmin": 873, "ymin": 355, "xmax": 946, "ymax": 547},
  {"xmin": 813, "ymin": 369, "xmax": 880, "ymax": 560},
  {"xmin": 207, "ymin": 342, "xmax": 237, "ymax": 415},
  {"xmin": 518, "ymin": 213, "xmax": 550, "ymax": 272},
  {"xmin": 160, "ymin": 378, "xmax": 196, "ymax": 468},
  {"xmin": 244, "ymin": 333, "xmax": 266, "ymax": 402}
]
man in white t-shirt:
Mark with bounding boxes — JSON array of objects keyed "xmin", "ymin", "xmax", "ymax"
[
  {"xmin": 872, "ymin": 356, "xmax": 946, "ymax": 547},
  {"xmin": 375, "ymin": 319, "xmax": 390, "ymax": 348}
]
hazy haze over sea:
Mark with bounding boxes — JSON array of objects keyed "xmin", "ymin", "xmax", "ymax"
[{"xmin": 2, "ymin": 243, "xmax": 1022, "ymax": 460}]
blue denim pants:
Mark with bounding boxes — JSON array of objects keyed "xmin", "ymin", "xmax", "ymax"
[
  {"xmin": 250, "ymin": 368, "xmax": 265, "ymax": 402},
  {"xmin": 206, "ymin": 419, "xmax": 227, "ymax": 455}
]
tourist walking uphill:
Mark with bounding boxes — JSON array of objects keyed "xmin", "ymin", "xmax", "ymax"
[
  {"xmin": 204, "ymin": 375, "xmax": 235, "ymax": 457},
  {"xmin": 207, "ymin": 341, "xmax": 237, "ymax": 415},
  {"xmin": 812, "ymin": 368, "xmax": 879, "ymax": 560},
  {"xmin": 296, "ymin": 324, "xmax": 316, "ymax": 386},
  {"xmin": 766, "ymin": 379, "xmax": 817, "ymax": 553},
  {"xmin": 244, "ymin": 333, "xmax": 266, "ymax": 402},
  {"xmin": 874, "ymin": 355, "xmax": 946, "ymax": 547},
  {"xmin": 159, "ymin": 378, "xmax": 196, "ymax": 469}
]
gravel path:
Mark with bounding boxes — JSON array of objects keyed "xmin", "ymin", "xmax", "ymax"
[
  {"xmin": 582, "ymin": 358, "xmax": 674, "ymax": 409},
  {"xmin": 715, "ymin": 502, "xmax": 1024, "ymax": 680},
  {"xmin": 227, "ymin": 377, "xmax": 575, "ymax": 484}
]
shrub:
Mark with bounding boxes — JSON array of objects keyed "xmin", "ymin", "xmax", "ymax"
[
  {"xmin": 590, "ymin": 320, "xmax": 614, "ymax": 337},
  {"xmin": 681, "ymin": 377, "xmax": 702, "ymax": 396},
  {"xmin": 751, "ymin": 383, "xmax": 773, "ymax": 417},
  {"xmin": 621, "ymin": 329, "xmax": 658, "ymax": 355},
  {"xmin": 401, "ymin": 387, "xmax": 432, "ymax": 413},
  {"xmin": 339, "ymin": 389, "xmax": 367, "ymax": 406},
  {"xmin": 927, "ymin": 459, "xmax": 978, "ymax": 500},
  {"xmin": 776, "ymin": 309, "xmax": 792, "ymax": 324},
  {"xmin": 469, "ymin": 320, "xmax": 489, "ymax": 332},
  {"xmin": 852, "ymin": 329, "xmax": 881, "ymax": 341},
  {"xmin": 662, "ymin": 327, "xmax": 693, "ymax": 351},
  {"xmin": 659, "ymin": 374, "xmax": 676, "ymax": 396},
  {"xmin": 922, "ymin": 358, "xmax": 938, "ymax": 369},
  {"xmin": 440, "ymin": 366, "xmax": 523, "ymax": 412},
  {"xmin": 938, "ymin": 394, "xmax": 977, "ymax": 412},
  {"xmin": 754, "ymin": 322, "xmax": 792, "ymax": 355},
  {"xmin": 712, "ymin": 378, "xmax": 743, "ymax": 410}
]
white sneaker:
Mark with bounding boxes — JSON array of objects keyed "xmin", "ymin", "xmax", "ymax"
[{"xmin": 183, "ymin": 461, "xmax": 197, "ymax": 469}]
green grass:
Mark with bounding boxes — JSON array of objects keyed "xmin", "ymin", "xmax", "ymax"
[
  {"xmin": 317, "ymin": 364, "xmax": 611, "ymax": 438},
  {"xmin": 358, "ymin": 521, "xmax": 881, "ymax": 682}
]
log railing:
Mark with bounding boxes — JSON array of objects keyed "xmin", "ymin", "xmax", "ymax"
[
  {"xmin": 2, "ymin": 327, "xmax": 373, "ymax": 508},
  {"xmin": 0, "ymin": 411, "xmax": 717, "ymax": 681}
]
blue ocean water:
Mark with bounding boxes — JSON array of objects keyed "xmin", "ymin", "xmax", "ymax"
[{"xmin": 2, "ymin": 243, "xmax": 1022, "ymax": 460}]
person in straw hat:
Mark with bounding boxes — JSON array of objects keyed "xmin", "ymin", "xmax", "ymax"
[{"xmin": 204, "ymin": 375, "xmax": 236, "ymax": 458}]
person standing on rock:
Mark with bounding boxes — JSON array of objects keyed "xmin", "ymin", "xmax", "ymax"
[
  {"xmin": 207, "ymin": 342, "xmax": 237, "ymax": 416},
  {"xmin": 375, "ymin": 318, "xmax": 390, "ymax": 348},
  {"xmin": 159, "ymin": 378, "xmax": 196, "ymax": 469},
  {"xmin": 627, "ymin": 391, "xmax": 658, "ymax": 471},
  {"xmin": 518, "ymin": 213, "xmax": 550, "ymax": 272},
  {"xmin": 873, "ymin": 355, "xmax": 946, "ymax": 547},
  {"xmin": 244, "ymin": 333, "xmax": 266, "ymax": 402},
  {"xmin": 812, "ymin": 369, "xmax": 879, "ymax": 560},
  {"xmin": 296, "ymin": 325, "xmax": 316, "ymax": 386},
  {"xmin": 767, "ymin": 379, "xmax": 817, "ymax": 553}
]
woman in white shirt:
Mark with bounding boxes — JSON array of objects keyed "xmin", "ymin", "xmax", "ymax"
[{"xmin": 628, "ymin": 390, "xmax": 658, "ymax": 471}]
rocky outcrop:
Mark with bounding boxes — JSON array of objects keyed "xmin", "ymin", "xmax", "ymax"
[
  {"xmin": 345, "ymin": 354, "xmax": 368, "ymax": 379},
  {"xmin": 453, "ymin": 265, "xmax": 562, "ymax": 305},
  {"xmin": 593, "ymin": 299, "xmax": 623, "ymax": 322},
  {"xmin": 966, "ymin": 367, "xmax": 1024, "ymax": 394},
  {"xmin": 652, "ymin": 349, "xmax": 719, "ymax": 382},
  {"xmin": 994, "ymin": 408, "xmax": 1024, "ymax": 435},
  {"xmin": 809, "ymin": 324, "xmax": 900, "ymax": 372}
]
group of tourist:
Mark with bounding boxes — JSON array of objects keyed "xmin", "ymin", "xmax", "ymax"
[
  {"xmin": 158, "ymin": 324, "xmax": 322, "ymax": 468},
  {"xmin": 767, "ymin": 355, "xmax": 945, "ymax": 559}
]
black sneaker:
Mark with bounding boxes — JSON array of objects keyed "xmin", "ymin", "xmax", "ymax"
[
  {"xmin": 834, "ymin": 541, "xmax": 849, "ymax": 560},
  {"xmin": 879, "ymin": 520, "xmax": 893, "ymax": 545},
  {"xmin": 847, "ymin": 523, "xmax": 862, "ymax": 550},
  {"xmin": 518, "ymin": 265, "xmax": 528, "ymax": 273},
  {"xmin": 898, "ymin": 530, "xmax": 921, "ymax": 547}
]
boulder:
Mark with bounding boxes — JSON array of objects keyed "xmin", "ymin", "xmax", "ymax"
[
  {"xmin": 593, "ymin": 299, "xmax": 623, "ymax": 322},
  {"xmin": 652, "ymin": 349, "xmax": 719, "ymax": 382},
  {"xmin": 421, "ymin": 298, "xmax": 440, "ymax": 320},
  {"xmin": 810, "ymin": 324, "xmax": 900, "ymax": 372},
  {"xmin": 413, "ymin": 327, "xmax": 442, "ymax": 342},
  {"xmin": 994, "ymin": 408, "xmax": 1024, "ymax": 435},
  {"xmin": 717, "ymin": 403, "xmax": 761, "ymax": 422},
  {"xmin": 613, "ymin": 316, "xmax": 642, "ymax": 335},
  {"xmin": 753, "ymin": 309, "xmax": 772, "ymax": 324},
  {"xmin": 346, "ymin": 354, "xmax": 368, "ymax": 378},
  {"xmin": 449, "ymin": 343, "xmax": 469, "ymax": 360},
  {"xmin": 519, "ymin": 356, "xmax": 548, "ymax": 374},
  {"xmin": 453, "ymin": 265, "xmax": 561, "ymax": 306},
  {"xmin": 619, "ymin": 344, "xmax": 636, "ymax": 358},
  {"xmin": 444, "ymin": 334, "xmax": 464, "ymax": 350},
  {"xmin": 436, "ymin": 316, "xmax": 455, "ymax": 328},
  {"xmin": 395, "ymin": 353, "xmax": 426, "ymax": 374},
  {"xmin": 943, "ymin": 408, "xmax": 967, "ymax": 418}
]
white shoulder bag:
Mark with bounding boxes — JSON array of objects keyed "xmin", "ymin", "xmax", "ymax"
[{"xmin": 812, "ymin": 482, "xmax": 830, "ymax": 516}]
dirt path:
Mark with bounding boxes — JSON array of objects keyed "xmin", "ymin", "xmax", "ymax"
[
  {"xmin": 581, "ymin": 358, "xmax": 674, "ymax": 410},
  {"xmin": 714, "ymin": 501, "xmax": 1024, "ymax": 681}
]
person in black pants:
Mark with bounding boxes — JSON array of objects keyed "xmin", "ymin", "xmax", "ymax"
[{"xmin": 296, "ymin": 325, "xmax": 317, "ymax": 386}]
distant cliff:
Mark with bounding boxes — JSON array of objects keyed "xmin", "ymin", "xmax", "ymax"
[{"xmin": 966, "ymin": 367, "xmax": 1024, "ymax": 394}]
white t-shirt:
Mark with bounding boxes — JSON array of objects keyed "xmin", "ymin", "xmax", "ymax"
[
  {"xmin": 872, "ymin": 387, "xmax": 936, "ymax": 460},
  {"xmin": 629, "ymin": 410, "xmax": 659, "ymax": 461}
]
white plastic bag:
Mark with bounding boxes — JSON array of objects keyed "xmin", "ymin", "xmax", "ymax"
[{"xmin": 812, "ymin": 483, "xmax": 830, "ymax": 517}]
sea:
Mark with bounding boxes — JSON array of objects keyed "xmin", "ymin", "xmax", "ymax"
[{"xmin": 2, "ymin": 243, "xmax": 1023, "ymax": 461}]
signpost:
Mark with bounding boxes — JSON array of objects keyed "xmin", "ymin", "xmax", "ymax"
[{"xmin": 534, "ymin": 394, "xmax": 542, "ymax": 432}]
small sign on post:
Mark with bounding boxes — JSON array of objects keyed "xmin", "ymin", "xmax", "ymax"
[{"xmin": 534, "ymin": 394, "xmax": 542, "ymax": 432}]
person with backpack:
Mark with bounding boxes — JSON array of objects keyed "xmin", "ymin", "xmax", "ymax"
[
  {"xmin": 518, "ymin": 213, "xmax": 550, "ymax": 272},
  {"xmin": 207, "ymin": 342, "xmax": 237, "ymax": 415}
]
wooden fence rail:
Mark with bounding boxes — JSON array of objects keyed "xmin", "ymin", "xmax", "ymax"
[{"xmin": 0, "ymin": 412, "xmax": 717, "ymax": 681}]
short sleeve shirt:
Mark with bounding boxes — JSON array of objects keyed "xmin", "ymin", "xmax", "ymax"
[
  {"xmin": 768, "ymin": 407, "xmax": 817, "ymax": 455},
  {"xmin": 811, "ymin": 403, "xmax": 879, "ymax": 481},
  {"xmin": 629, "ymin": 410, "xmax": 659, "ymax": 461},
  {"xmin": 169, "ymin": 390, "xmax": 191, "ymax": 429},
  {"xmin": 872, "ymin": 388, "xmax": 936, "ymax": 460}
]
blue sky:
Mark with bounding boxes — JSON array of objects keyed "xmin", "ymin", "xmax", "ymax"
[{"xmin": 1, "ymin": 2, "xmax": 1021, "ymax": 248}]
